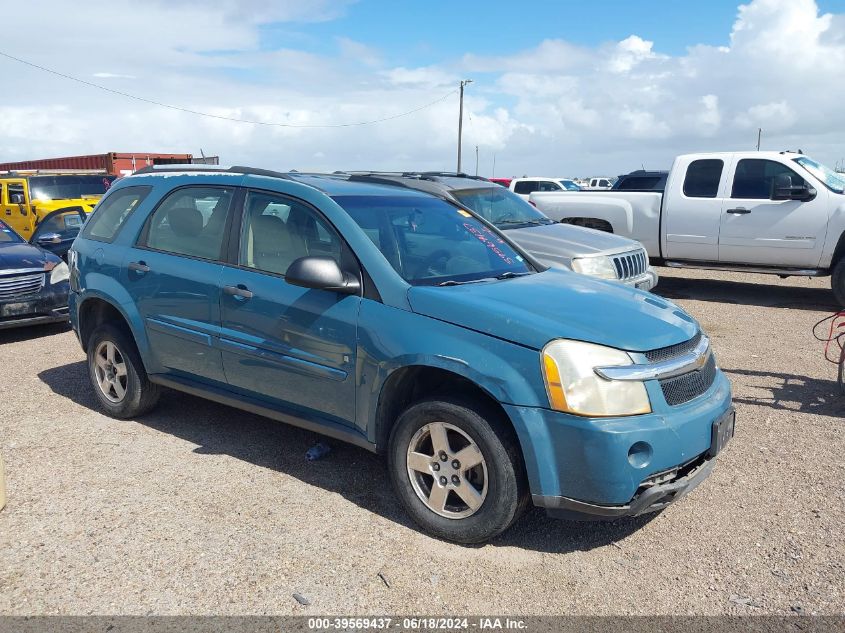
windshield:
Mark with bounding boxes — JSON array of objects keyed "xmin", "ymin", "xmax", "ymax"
[
  {"xmin": 450, "ymin": 187, "xmax": 553, "ymax": 229},
  {"xmin": 558, "ymin": 180, "xmax": 581, "ymax": 191},
  {"xmin": 793, "ymin": 157, "xmax": 845, "ymax": 194},
  {"xmin": 0, "ymin": 220, "xmax": 23, "ymax": 243},
  {"xmin": 335, "ymin": 194, "xmax": 533, "ymax": 286},
  {"xmin": 29, "ymin": 175, "xmax": 117, "ymax": 202}
]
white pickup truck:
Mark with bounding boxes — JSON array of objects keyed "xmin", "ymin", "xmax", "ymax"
[{"xmin": 530, "ymin": 151, "xmax": 845, "ymax": 304}]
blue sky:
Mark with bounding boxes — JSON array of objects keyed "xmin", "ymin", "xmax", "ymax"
[{"xmin": 266, "ymin": 0, "xmax": 845, "ymax": 61}]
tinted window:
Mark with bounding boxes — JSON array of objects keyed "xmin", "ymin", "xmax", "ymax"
[
  {"xmin": 239, "ymin": 191, "xmax": 342, "ymax": 276},
  {"xmin": 731, "ymin": 159, "xmax": 805, "ymax": 199},
  {"xmin": 144, "ymin": 186, "xmax": 233, "ymax": 260},
  {"xmin": 34, "ymin": 210, "xmax": 85, "ymax": 241},
  {"xmin": 616, "ymin": 176, "xmax": 665, "ymax": 191},
  {"xmin": 336, "ymin": 195, "xmax": 531, "ymax": 286},
  {"xmin": 81, "ymin": 186, "xmax": 151, "ymax": 243},
  {"xmin": 683, "ymin": 160, "xmax": 724, "ymax": 198},
  {"xmin": 599, "ymin": 179, "xmax": 610, "ymax": 187},
  {"xmin": 29, "ymin": 175, "xmax": 116, "ymax": 201},
  {"xmin": 0, "ymin": 220, "xmax": 23, "ymax": 243},
  {"xmin": 513, "ymin": 181, "xmax": 539, "ymax": 195}
]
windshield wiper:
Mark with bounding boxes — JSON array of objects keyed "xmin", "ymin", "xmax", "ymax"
[
  {"xmin": 495, "ymin": 219, "xmax": 552, "ymax": 227},
  {"xmin": 437, "ymin": 277, "xmax": 497, "ymax": 286},
  {"xmin": 495, "ymin": 272, "xmax": 531, "ymax": 280}
]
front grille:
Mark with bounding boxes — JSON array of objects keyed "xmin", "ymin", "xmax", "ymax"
[
  {"xmin": 645, "ymin": 332, "xmax": 702, "ymax": 363},
  {"xmin": 612, "ymin": 249, "xmax": 648, "ymax": 281},
  {"xmin": 659, "ymin": 353, "xmax": 717, "ymax": 406},
  {"xmin": 0, "ymin": 273, "xmax": 45, "ymax": 300}
]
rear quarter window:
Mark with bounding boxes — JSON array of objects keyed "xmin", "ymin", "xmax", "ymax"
[{"xmin": 80, "ymin": 186, "xmax": 152, "ymax": 243}]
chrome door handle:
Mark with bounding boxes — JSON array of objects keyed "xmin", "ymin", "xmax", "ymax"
[
  {"xmin": 726, "ymin": 208, "xmax": 751, "ymax": 214},
  {"xmin": 128, "ymin": 261, "xmax": 150, "ymax": 273},
  {"xmin": 223, "ymin": 284, "xmax": 253, "ymax": 299}
]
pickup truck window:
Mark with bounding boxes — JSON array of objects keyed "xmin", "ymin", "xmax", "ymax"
[
  {"xmin": 537, "ymin": 181, "xmax": 562, "ymax": 192},
  {"xmin": 513, "ymin": 181, "xmax": 539, "ymax": 195},
  {"xmin": 794, "ymin": 156, "xmax": 845, "ymax": 194},
  {"xmin": 336, "ymin": 194, "xmax": 532, "ymax": 286},
  {"xmin": 731, "ymin": 159, "xmax": 805, "ymax": 200},
  {"xmin": 683, "ymin": 159, "xmax": 723, "ymax": 198}
]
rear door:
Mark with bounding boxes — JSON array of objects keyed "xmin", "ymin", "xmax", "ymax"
[
  {"xmin": 718, "ymin": 158, "xmax": 829, "ymax": 266},
  {"xmin": 662, "ymin": 158, "xmax": 726, "ymax": 261},
  {"xmin": 123, "ymin": 185, "xmax": 236, "ymax": 385},
  {"xmin": 218, "ymin": 189, "xmax": 360, "ymax": 426}
]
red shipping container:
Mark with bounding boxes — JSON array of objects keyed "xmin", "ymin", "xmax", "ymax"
[{"xmin": 0, "ymin": 152, "xmax": 194, "ymax": 176}]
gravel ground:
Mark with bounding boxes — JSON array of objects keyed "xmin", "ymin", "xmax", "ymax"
[{"xmin": 0, "ymin": 267, "xmax": 843, "ymax": 616}]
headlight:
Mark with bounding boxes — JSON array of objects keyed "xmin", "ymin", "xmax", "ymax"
[
  {"xmin": 49, "ymin": 262, "xmax": 70, "ymax": 285},
  {"xmin": 571, "ymin": 256, "xmax": 617, "ymax": 279},
  {"xmin": 541, "ymin": 339, "xmax": 651, "ymax": 416}
]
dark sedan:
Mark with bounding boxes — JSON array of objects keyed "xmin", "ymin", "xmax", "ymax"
[{"xmin": 0, "ymin": 220, "xmax": 70, "ymax": 330}]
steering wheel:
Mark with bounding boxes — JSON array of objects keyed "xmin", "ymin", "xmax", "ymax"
[{"xmin": 413, "ymin": 249, "xmax": 452, "ymax": 278}]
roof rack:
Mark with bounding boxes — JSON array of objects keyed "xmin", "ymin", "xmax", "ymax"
[{"xmin": 133, "ymin": 164, "xmax": 293, "ymax": 180}]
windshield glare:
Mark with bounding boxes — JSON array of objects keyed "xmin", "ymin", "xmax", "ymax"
[
  {"xmin": 450, "ymin": 187, "xmax": 552, "ymax": 228},
  {"xmin": 558, "ymin": 180, "xmax": 581, "ymax": 191},
  {"xmin": 793, "ymin": 157, "xmax": 845, "ymax": 194},
  {"xmin": 29, "ymin": 175, "xmax": 117, "ymax": 202},
  {"xmin": 334, "ymin": 194, "xmax": 533, "ymax": 286}
]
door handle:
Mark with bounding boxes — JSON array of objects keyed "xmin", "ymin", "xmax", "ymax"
[
  {"xmin": 128, "ymin": 261, "xmax": 150, "ymax": 273},
  {"xmin": 726, "ymin": 207, "xmax": 751, "ymax": 214},
  {"xmin": 223, "ymin": 284, "xmax": 254, "ymax": 300}
]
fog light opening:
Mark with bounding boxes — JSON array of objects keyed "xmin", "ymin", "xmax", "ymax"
[{"xmin": 628, "ymin": 441, "xmax": 653, "ymax": 469}]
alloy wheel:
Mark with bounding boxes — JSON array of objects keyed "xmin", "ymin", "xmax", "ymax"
[{"xmin": 93, "ymin": 340, "xmax": 128, "ymax": 403}]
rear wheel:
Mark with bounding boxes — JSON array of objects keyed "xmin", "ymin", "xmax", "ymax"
[
  {"xmin": 387, "ymin": 396, "xmax": 527, "ymax": 543},
  {"xmin": 87, "ymin": 322, "xmax": 160, "ymax": 419},
  {"xmin": 838, "ymin": 345, "xmax": 845, "ymax": 395},
  {"xmin": 832, "ymin": 258, "xmax": 845, "ymax": 307}
]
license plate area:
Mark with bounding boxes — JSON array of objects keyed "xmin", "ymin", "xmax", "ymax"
[{"xmin": 708, "ymin": 408, "xmax": 735, "ymax": 458}]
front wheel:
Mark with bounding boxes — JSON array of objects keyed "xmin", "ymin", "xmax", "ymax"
[
  {"xmin": 87, "ymin": 322, "xmax": 160, "ymax": 419},
  {"xmin": 387, "ymin": 396, "xmax": 528, "ymax": 543}
]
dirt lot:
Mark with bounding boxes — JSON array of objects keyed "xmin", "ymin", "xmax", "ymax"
[{"xmin": 0, "ymin": 267, "xmax": 843, "ymax": 616}]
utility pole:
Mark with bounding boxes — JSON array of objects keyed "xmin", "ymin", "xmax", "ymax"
[
  {"xmin": 475, "ymin": 145, "xmax": 479, "ymax": 176},
  {"xmin": 756, "ymin": 128, "xmax": 762, "ymax": 151},
  {"xmin": 457, "ymin": 79, "xmax": 473, "ymax": 173}
]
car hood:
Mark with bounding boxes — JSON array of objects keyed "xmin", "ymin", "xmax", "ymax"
[
  {"xmin": 504, "ymin": 223, "xmax": 642, "ymax": 268},
  {"xmin": 0, "ymin": 242, "xmax": 57, "ymax": 271},
  {"xmin": 407, "ymin": 268, "xmax": 697, "ymax": 352}
]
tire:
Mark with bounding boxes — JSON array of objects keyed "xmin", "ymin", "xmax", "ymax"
[
  {"xmin": 87, "ymin": 322, "xmax": 160, "ymax": 419},
  {"xmin": 832, "ymin": 258, "xmax": 845, "ymax": 307},
  {"xmin": 387, "ymin": 396, "xmax": 528, "ymax": 543},
  {"xmin": 838, "ymin": 346, "xmax": 845, "ymax": 396}
]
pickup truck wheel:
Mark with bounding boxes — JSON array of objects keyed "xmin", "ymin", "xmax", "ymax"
[
  {"xmin": 832, "ymin": 259, "xmax": 845, "ymax": 307},
  {"xmin": 388, "ymin": 396, "xmax": 527, "ymax": 543},
  {"xmin": 87, "ymin": 323, "xmax": 160, "ymax": 419}
]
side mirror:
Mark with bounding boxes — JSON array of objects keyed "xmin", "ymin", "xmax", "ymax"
[
  {"xmin": 36, "ymin": 233, "xmax": 62, "ymax": 246},
  {"xmin": 285, "ymin": 256, "xmax": 361, "ymax": 295},
  {"xmin": 10, "ymin": 193, "xmax": 25, "ymax": 205},
  {"xmin": 771, "ymin": 174, "xmax": 817, "ymax": 202}
]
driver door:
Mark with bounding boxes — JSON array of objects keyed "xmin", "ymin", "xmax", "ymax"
[
  {"xmin": 718, "ymin": 158, "xmax": 830, "ymax": 267},
  {"xmin": 31, "ymin": 208, "xmax": 87, "ymax": 259},
  {"xmin": 1, "ymin": 179, "xmax": 33, "ymax": 239}
]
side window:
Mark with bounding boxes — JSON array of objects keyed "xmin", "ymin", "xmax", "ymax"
[
  {"xmin": 33, "ymin": 210, "xmax": 84, "ymax": 241},
  {"xmin": 599, "ymin": 179, "xmax": 610, "ymax": 188},
  {"xmin": 683, "ymin": 160, "xmax": 724, "ymax": 198},
  {"xmin": 239, "ymin": 191, "xmax": 342, "ymax": 276},
  {"xmin": 8, "ymin": 183, "xmax": 26, "ymax": 204},
  {"xmin": 81, "ymin": 186, "xmax": 151, "ymax": 243},
  {"xmin": 537, "ymin": 181, "xmax": 562, "ymax": 192},
  {"xmin": 731, "ymin": 159, "xmax": 806, "ymax": 200},
  {"xmin": 143, "ymin": 186, "xmax": 233, "ymax": 260},
  {"xmin": 513, "ymin": 181, "xmax": 539, "ymax": 195}
]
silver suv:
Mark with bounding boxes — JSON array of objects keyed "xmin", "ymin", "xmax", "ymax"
[{"xmin": 339, "ymin": 172, "xmax": 658, "ymax": 290}]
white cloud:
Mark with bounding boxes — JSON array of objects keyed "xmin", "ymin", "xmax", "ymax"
[{"xmin": 2, "ymin": 0, "xmax": 845, "ymax": 177}]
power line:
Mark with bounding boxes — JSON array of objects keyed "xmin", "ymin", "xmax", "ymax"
[{"xmin": 0, "ymin": 50, "xmax": 458, "ymax": 128}]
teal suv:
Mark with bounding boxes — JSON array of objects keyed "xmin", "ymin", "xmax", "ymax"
[{"xmin": 68, "ymin": 166, "xmax": 734, "ymax": 543}]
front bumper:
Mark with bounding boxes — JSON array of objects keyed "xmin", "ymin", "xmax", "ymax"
[
  {"xmin": 0, "ymin": 282, "xmax": 69, "ymax": 330},
  {"xmin": 503, "ymin": 369, "xmax": 733, "ymax": 513},
  {"xmin": 619, "ymin": 267, "xmax": 658, "ymax": 291}
]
